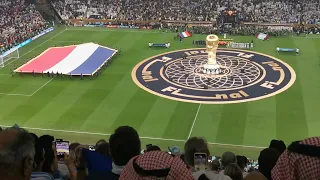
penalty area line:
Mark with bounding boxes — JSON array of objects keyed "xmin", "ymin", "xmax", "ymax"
[
  {"xmin": 0, "ymin": 93, "xmax": 31, "ymax": 97},
  {"xmin": 48, "ymin": 40, "xmax": 84, "ymax": 43},
  {"xmin": 0, "ymin": 124, "xmax": 266, "ymax": 149},
  {"xmin": 4, "ymin": 28, "xmax": 67, "ymax": 66},
  {"xmin": 0, "ymin": 79, "xmax": 53, "ymax": 97},
  {"xmin": 66, "ymin": 28, "xmax": 165, "ymax": 34},
  {"xmin": 30, "ymin": 78, "xmax": 54, "ymax": 96},
  {"xmin": 187, "ymin": 104, "xmax": 201, "ymax": 140}
]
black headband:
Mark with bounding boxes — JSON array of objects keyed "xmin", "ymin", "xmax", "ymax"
[{"xmin": 288, "ymin": 141, "xmax": 320, "ymax": 157}]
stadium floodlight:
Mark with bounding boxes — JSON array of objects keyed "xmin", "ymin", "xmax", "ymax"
[{"xmin": 0, "ymin": 48, "xmax": 20, "ymax": 68}]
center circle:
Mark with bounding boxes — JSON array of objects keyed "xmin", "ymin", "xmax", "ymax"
[
  {"xmin": 132, "ymin": 48, "xmax": 296, "ymax": 104},
  {"xmin": 161, "ymin": 55, "xmax": 266, "ymax": 91}
]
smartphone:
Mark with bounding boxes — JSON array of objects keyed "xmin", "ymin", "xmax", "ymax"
[
  {"xmin": 89, "ymin": 145, "xmax": 95, "ymax": 151},
  {"xmin": 208, "ymin": 156, "xmax": 215, "ymax": 162},
  {"xmin": 211, "ymin": 156, "xmax": 216, "ymax": 161},
  {"xmin": 55, "ymin": 140, "xmax": 69, "ymax": 160},
  {"xmin": 194, "ymin": 153, "xmax": 207, "ymax": 171}
]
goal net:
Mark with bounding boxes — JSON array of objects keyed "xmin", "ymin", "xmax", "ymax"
[{"xmin": 0, "ymin": 48, "xmax": 20, "ymax": 68}]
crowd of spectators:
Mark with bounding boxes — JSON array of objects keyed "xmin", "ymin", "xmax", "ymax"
[
  {"xmin": 51, "ymin": 0, "xmax": 320, "ymax": 24},
  {"xmin": 1, "ymin": 125, "xmax": 320, "ymax": 180},
  {"xmin": 0, "ymin": 0, "xmax": 48, "ymax": 55}
]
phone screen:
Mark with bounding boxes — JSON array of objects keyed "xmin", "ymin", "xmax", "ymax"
[
  {"xmin": 55, "ymin": 141, "xmax": 69, "ymax": 159},
  {"xmin": 194, "ymin": 153, "xmax": 207, "ymax": 171},
  {"xmin": 211, "ymin": 156, "xmax": 216, "ymax": 161}
]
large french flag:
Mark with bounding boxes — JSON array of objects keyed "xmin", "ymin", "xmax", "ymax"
[
  {"xmin": 15, "ymin": 43, "xmax": 117, "ymax": 75},
  {"xmin": 180, "ymin": 31, "xmax": 192, "ymax": 38},
  {"xmin": 256, "ymin": 33, "xmax": 270, "ymax": 41}
]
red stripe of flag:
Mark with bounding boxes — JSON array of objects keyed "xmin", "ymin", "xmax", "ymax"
[
  {"xmin": 16, "ymin": 46, "xmax": 77, "ymax": 73},
  {"xmin": 185, "ymin": 31, "xmax": 191, "ymax": 37}
]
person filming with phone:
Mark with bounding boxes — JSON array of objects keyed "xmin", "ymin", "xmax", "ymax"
[
  {"xmin": 36, "ymin": 136, "xmax": 76, "ymax": 180},
  {"xmin": 184, "ymin": 137, "xmax": 231, "ymax": 180}
]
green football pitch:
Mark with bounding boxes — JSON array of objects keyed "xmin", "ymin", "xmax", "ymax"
[{"xmin": 1, "ymin": 26, "xmax": 320, "ymax": 159}]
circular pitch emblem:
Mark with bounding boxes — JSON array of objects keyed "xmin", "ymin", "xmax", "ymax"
[{"xmin": 132, "ymin": 48, "xmax": 296, "ymax": 104}]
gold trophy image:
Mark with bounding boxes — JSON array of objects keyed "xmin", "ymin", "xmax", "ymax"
[{"xmin": 203, "ymin": 35, "xmax": 221, "ymax": 74}]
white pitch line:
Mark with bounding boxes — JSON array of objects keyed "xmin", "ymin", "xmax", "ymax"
[
  {"xmin": 66, "ymin": 28, "xmax": 163, "ymax": 34},
  {"xmin": 4, "ymin": 28, "xmax": 67, "ymax": 66},
  {"xmin": 0, "ymin": 93, "xmax": 31, "ymax": 96},
  {"xmin": 0, "ymin": 124, "xmax": 265, "ymax": 149},
  {"xmin": 49, "ymin": 40, "xmax": 83, "ymax": 43},
  {"xmin": 0, "ymin": 79, "xmax": 53, "ymax": 97},
  {"xmin": 207, "ymin": 142, "xmax": 265, "ymax": 149},
  {"xmin": 30, "ymin": 78, "xmax": 53, "ymax": 96},
  {"xmin": 187, "ymin": 103, "xmax": 202, "ymax": 140}
]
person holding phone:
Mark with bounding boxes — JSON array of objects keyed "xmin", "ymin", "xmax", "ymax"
[
  {"xmin": 38, "ymin": 137, "xmax": 77, "ymax": 180},
  {"xmin": 184, "ymin": 137, "xmax": 232, "ymax": 180}
]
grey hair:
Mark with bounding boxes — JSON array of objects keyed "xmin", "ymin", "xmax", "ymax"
[
  {"xmin": 221, "ymin": 151, "xmax": 236, "ymax": 168},
  {"xmin": 0, "ymin": 128, "xmax": 35, "ymax": 176}
]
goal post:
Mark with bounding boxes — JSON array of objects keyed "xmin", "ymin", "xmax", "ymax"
[{"xmin": 0, "ymin": 48, "xmax": 20, "ymax": 68}]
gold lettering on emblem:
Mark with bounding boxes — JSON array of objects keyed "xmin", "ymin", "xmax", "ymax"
[
  {"xmin": 237, "ymin": 53, "xmax": 254, "ymax": 58},
  {"xmin": 190, "ymin": 51, "xmax": 199, "ymax": 55},
  {"xmin": 260, "ymin": 81, "xmax": 276, "ymax": 89},
  {"xmin": 239, "ymin": 90, "xmax": 249, "ymax": 97},
  {"xmin": 230, "ymin": 90, "xmax": 249, "ymax": 99},
  {"xmin": 185, "ymin": 52, "xmax": 191, "ymax": 56},
  {"xmin": 214, "ymin": 94, "xmax": 228, "ymax": 99},
  {"xmin": 154, "ymin": 56, "xmax": 172, "ymax": 62},
  {"xmin": 230, "ymin": 93, "xmax": 242, "ymax": 99},
  {"xmin": 142, "ymin": 71, "xmax": 158, "ymax": 82},
  {"xmin": 261, "ymin": 61, "xmax": 285, "ymax": 87},
  {"xmin": 161, "ymin": 86, "xmax": 177, "ymax": 92}
]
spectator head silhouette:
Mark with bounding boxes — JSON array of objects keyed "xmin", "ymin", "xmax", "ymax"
[
  {"xmin": 269, "ymin": 140, "xmax": 286, "ymax": 154},
  {"xmin": 39, "ymin": 135, "xmax": 58, "ymax": 174},
  {"xmin": 109, "ymin": 126, "xmax": 141, "ymax": 166},
  {"xmin": 221, "ymin": 152, "xmax": 236, "ymax": 169},
  {"xmin": 209, "ymin": 159, "xmax": 220, "ymax": 172},
  {"xmin": 74, "ymin": 145, "xmax": 87, "ymax": 169},
  {"xmin": 0, "ymin": 127, "xmax": 35, "ymax": 180},
  {"xmin": 224, "ymin": 163, "xmax": 243, "ymax": 180},
  {"xmin": 95, "ymin": 139, "xmax": 110, "ymax": 156},
  {"xmin": 236, "ymin": 155, "xmax": 247, "ymax": 170},
  {"xmin": 69, "ymin": 142, "xmax": 80, "ymax": 152},
  {"xmin": 120, "ymin": 151, "xmax": 194, "ymax": 180},
  {"xmin": 258, "ymin": 148, "xmax": 280, "ymax": 180},
  {"xmin": 272, "ymin": 137, "xmax": 320, "ymax": 180},
  {"xmin": 146, "ymin": 145, "xmax": 161, "ymax": 152},
  {"xmin": 244, "ymin": 172, "xmax": 267, "ymax": 180},
  {"xmin": 184, "ymin": 137, "xmax": 210, "ymax": 168},
  {"xmin": 33, "ymin": 138, "xmax": 45, "ymax": 172},
  {"xmin": 96, "ymin": 139, "xmax": 107, "ymax": 147}
]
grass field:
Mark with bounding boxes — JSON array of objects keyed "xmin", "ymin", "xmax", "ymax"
[{"xmin": 1, "ymin": 26, "xmax": 320, "ymax": 159}]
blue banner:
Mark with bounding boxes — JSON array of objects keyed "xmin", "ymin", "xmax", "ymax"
[
  {"xmin": 278, "ymin": 48, "xmax": 296, "ymax": 52},
  {"xmin": 1, "ymin": 27, "xmax": 55, "ymax": 58}
]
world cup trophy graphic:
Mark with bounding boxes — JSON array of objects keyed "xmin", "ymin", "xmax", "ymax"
[{"xmin": 203, "ymin": 35, "xmax": 221, "ymax": 74}]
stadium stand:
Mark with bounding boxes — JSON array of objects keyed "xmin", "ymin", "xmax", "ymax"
[
  {"xmin": 0, "ymin": 0, "xmax": 48, "ymax": 55},
  {"xmin": 48, "ymin": 0, "xmax": 320, "ymax": 37},
  {"xmin": 1, "ymin": 126, "xmax": 320, "ymax": 180},
  {"xmin": 0, "ymin": 0, "xmax": 320, "ymax": 180},
  {"xmin": 51, "ymin": 0, "xmax": 319, "ymax": 23}
]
